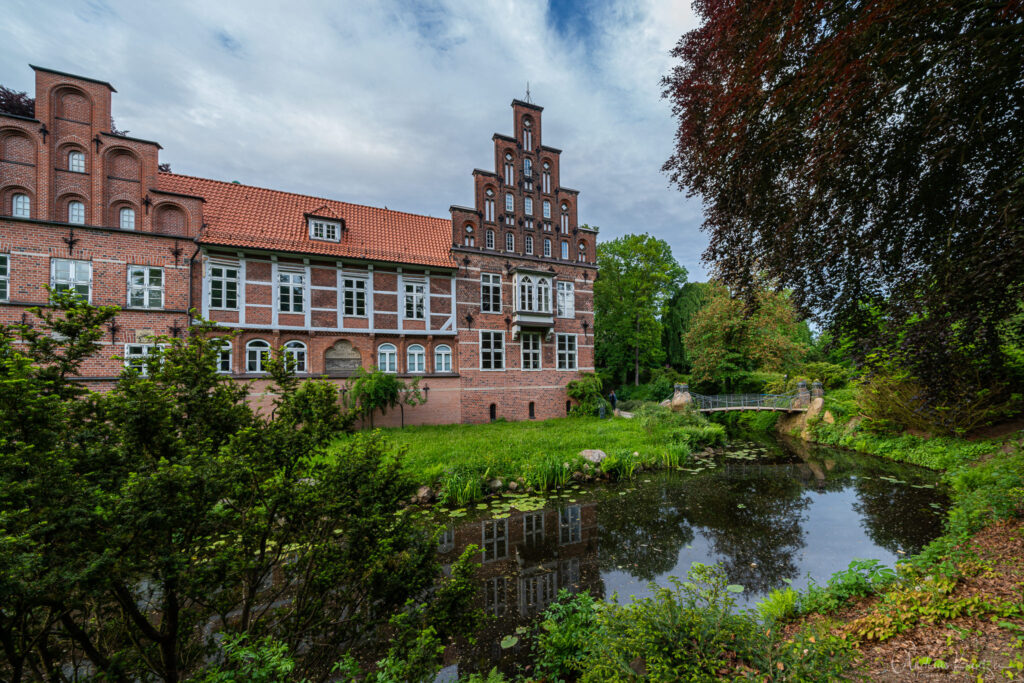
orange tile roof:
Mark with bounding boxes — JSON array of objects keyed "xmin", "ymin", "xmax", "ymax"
[{"xmin": 156, "ymin": 173, "xmax": 457, "ymax": 269}]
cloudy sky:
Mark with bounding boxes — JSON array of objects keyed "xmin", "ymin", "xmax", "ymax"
[{"xmin": 1, "ymin": 0, "xmax": 709, "ymax": 279}]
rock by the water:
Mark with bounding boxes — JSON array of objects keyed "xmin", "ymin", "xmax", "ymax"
[
  {"xmin": 488, "ymin": 478, "xmax": 504, "ymax": 492},
  {"xmin": 580, "ymin": 449, "xmax": 607, "ymax": 464},
  {"xmin": 415, "ymin": 485, "xmax": 435, "ymax": 505},
  {"xmin": 508, "ymin": 480, "xmax": 519, "ymax": 491}
]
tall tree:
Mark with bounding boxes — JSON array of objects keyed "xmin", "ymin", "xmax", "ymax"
[
  {"xmin": 661, "ymin": 281, "xmax": 714, "ymax": 373},
  {"xmin": 662, "ymin": 0, "xmax": 1024, "ymax": 401},
  {"xmin": 595, "ymin": 234, "xmax": 686, "ymax": 385}
]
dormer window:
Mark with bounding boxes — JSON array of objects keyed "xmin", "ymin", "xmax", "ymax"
[{"xmin": 309, "ymin": 218, "xmax": 341, "ymax": 242}]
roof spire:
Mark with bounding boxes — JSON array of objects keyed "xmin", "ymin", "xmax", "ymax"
[{"xmin": 525, "ymin": 81, "xmax": 532, "ymax": 104}]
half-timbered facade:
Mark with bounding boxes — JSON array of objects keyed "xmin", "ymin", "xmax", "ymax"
[{"xmin": 0, "ymin": 65, "xmax": 595, "ymax": 424}]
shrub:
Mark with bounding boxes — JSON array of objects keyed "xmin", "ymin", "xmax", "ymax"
[
  {"xmin": 567, "ymin": 373, "xmax": 607, "ymax": 416},
  {"xmin": 533, "ymin": 590, "xmax": 603, "ymax": 680},
  {"xmin": 800, "ymin": 559, "xmax": 898, "ymax": 614},
  {"xmin": 757, "ymin": 586, "xmax": 800, "ymax": 624}
]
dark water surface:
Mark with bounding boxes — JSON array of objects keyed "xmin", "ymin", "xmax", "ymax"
[{"xmin": 433, "ymin": 435, "xmax": 949, "ymax": 678}]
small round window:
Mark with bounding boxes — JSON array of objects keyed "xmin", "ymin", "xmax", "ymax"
[
  {"xmin": 543, "ymin": 162, "xmax": 550, "ymax": 170},
  {"xmin": 486, "ymin": 188, "xmax": 494, "ymax": 197},
  {"xmin": 505, "ymin": 152, "xmax": 513, "ymax": 161},
  {"xmin": 561, "ymin": 203, "xmax": 569, "ymax": 211},
  {"xmin": 466, "ymin": 225, "xmax": 474, "ymax": 233},
  {"xmin": 524, "ymin": 119, "xmax": 532, "ymax": 127}
]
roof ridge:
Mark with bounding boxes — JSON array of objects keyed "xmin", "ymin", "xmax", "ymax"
[{"xmin": 158, "ymin": 171, "xmax": 448, "ymax": 223}]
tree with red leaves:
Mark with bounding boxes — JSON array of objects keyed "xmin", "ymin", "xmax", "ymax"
[
  {"xmin": 662, "ymin": 0, "xmax": 1024, "ymax": 404},
  {"xmin": 0, "ymin": 86, "xmax": 35, "ymax": 118}
]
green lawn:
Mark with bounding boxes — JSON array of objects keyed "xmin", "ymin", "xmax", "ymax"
[{"xmin": 326, "ymin": 411, "xmax": 727, "ymax": 504}]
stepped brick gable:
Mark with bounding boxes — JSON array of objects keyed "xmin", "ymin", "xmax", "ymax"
[{"xmin": 0, "ymin": 66, "xmax": 595, "ymax": 423}]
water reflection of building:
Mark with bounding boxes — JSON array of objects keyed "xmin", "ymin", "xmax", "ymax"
[{"xmin": 437, "ymin": 501, "xmax": 604, "ymax": 675}]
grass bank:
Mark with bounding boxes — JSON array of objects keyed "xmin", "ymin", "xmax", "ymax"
[{"xmin": 325, "ymin": 406, "xmax": 727, "ymax": 506}]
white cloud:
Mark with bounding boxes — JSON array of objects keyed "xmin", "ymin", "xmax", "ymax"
[{"xmin": 0, "ymin": 0, "xmax": 709, "ymax": 278}]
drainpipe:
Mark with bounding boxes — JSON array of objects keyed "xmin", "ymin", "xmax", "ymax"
[{"xmin": 187, "ymin": 240, "xmax": 201, "ymax": 326}]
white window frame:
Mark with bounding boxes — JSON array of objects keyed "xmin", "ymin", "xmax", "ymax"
[
  {"xmin": 278, "ymin": 269, "xmax": 305, "ymax": 313},
  {"xmin": 516, "ymin": 274, "xmax": 551, "ymax": 314},
  {"xmin": 557, "ymin": 281, "xmax": 575, "ymax": 318},
  {"xmin": 521, "ymin": 332, "xmax": 541, "ymax": 370},
  {"xmin": 561, "ymin": 241, "xmax": 569, "ymax": 260},
  {"xmin": 343, "ymin": 276, "xmax": 367, "ymax": 317},
  {"xmin": 482, "ymin": 518, "xmax": 508, "ymax": 562},
  {"xmin": 524, "ymin": 197, "xmax": 533, "ymax": 215},
  {"xmin": 505, "ymin": 233, "xmax": 514, "ymax": 253},
  {"xmin": 407, "ymin": 344, "xmax": 425, "ymax": 373},
  {"xmin": 504, "ymin": 161, "xmax": 514, "ymax": 186},
  {"xmin": 523, "ymin": 124, "xmax": 533, "ymax": 150},
  {"xmin": 68, "ymin": 201, "xmax": 85, "ymax": 225},
  {"xmin": 0, "ymin": 254, "xmax": 8, "ymax": 301},
  {"xmin": 309, "ymin": 218, "xmax": 341, "ymax": 242},
  {"xmin": 215, "ymin": 339, "xmax": 233, "ymax": 374},
  {"xmin": 208, "ymin": 262, "xmax": 240, "ymax": 310},
  {"xmin": 120, "ymin": 207, "xmax": 136, "ymax": 230},
  {"xmin": 124, "ymin": 343, "xmax": 163, "ymax": 376},
  {"xmin": 283, "ymin": 340, "xmax": 307, "ymax": 373},
  {"xmin": 246, "ymin": 339, "xmax": 271, "ymax": 374},
  {"xmin": 505, "ymin": 193, "xmax": 514, "ymax": 213},
  {"xmin": 557, "ymin": 333, "xmax": 578, "ymax": 371},
  {"xmin": 12, "ymin": 193, "xmax": 30, "ymax": 218},
  {"xmin": 543, "ymin": 170, "xmax": 551, "ymax": 193},
  {"xmin": 524, "ymin": 158, "xmax": 532, "ymax": 178},
  {"xmin": 559, "ymin": 505, "xmax": 582, "ymax": 544},
  {"xmin": 518, "ymin": 275, "xmax": 534, "ymax": 312},
  {"xmin": 68, "ymin": 151, "xmax": 85, "ymax": 173},
  {"xmin": 543, "ymin": 200, "xmax": 551, "ymax": 219},
  {"xmin": 434, "ymin": 344, "xmax": 452, "ymax": 373},
  {"xmin": 404, "ymin": 280, "xmax": 426, "ymax": 320},
  {"xmin": 377, "ymin": 343, "xmax": 398, "ymax": 373},
  {"xmin": 561, "ymin": 211, "xmax": 569, "ymax": 234},
  {"xmin": 480, "ymin": 331, "xmax": 505, "ymax": 371},
  {"xmin": 481, "ymin": 273, "xmax": 501, "ymax": 313},
  {"xmin": 525, "ymin": 234, "xmax": 533, "ymax": 255},
  {"xmin": 51, "ymin": 258, "xmax": 91, "ymax": 301},
  {"xmin": 543, "ymin": 238, "xmax": 552, "ymax": 258},
  {"xmin": 127, "ymin": 265, "xmax": 164, "ymax": 309},
  {"xmin": 485, "ymin": 229, "xmax": 495, "ymax": 250},
  {"xmin": 523, "ymin": 510, "xmax": 544, "ymax": 544},
  {"xmin": 485, "ymin": 194, "xmax": 495, "ymax": 222}
]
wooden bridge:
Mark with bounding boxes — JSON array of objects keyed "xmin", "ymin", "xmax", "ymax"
[{"xmin": 670, "ymin": 382, "xmax": 823, "ymax": 414}]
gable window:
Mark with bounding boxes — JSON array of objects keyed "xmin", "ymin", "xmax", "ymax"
[
  {"xmin": 557, "ymin": 281, "xmax": 575, "ymax": 318},
  {"xmin": 283, "ymin": 340, "xmax": 307, "ymax": 373},
  {"xmin": 484, "ymin": 188, "xmax": 495, "ymax": 222},
  {"xmin": 309, "ymin": 218, "xmax": 341, "ymax": 242},
  {"xmin": 407, "ymin": 344, "xmax": 425, "ymax": 373},
  {"xmin": 0, "ymin": 254, "xmax": 8, "ymax": 301},
  {"xmin": 404, "ymin": 281, "xmax": 425, "ymax": 319},
  {"xmin": 480, "ymin": 331, "xmax": 505, "ymax": 370},
  {"xmin": 209, "ymin": 263, "xmax": 239, "ymax": 309},
  {"xmin": 557, "ymin": 333, "xmax": 577, "ymax": 370},
  {"xmin": 377, "ymin": 343, "xmax": 397, "ymax": 373},
  {"xmin": 120, "ymin": 207, "xmax": 135, "ymax": 230},
  {"xmin": 522, "ymin": 118, "xmax": 533, "ymax": 150},
  {"xmin": 434, "ymin": 344, "xmax": 452, "ymax": 373},
  {"xmin": 505, "ymin": 233, "xmax": 514, "ymax": 253},
  {"xmin": 524, "ymin": 197, "xmax": 533, "ymax": 216},
  {"xmin": 561, "ymin": 241, "xmax": 569, "ymax": 259},
  {"xmin": 525, "ymin": 234, "xmax": 534, "ymax": 255},
  {"xmin": 124, "ymin": 343, "xmax": 161, "ymax": 376},
  {"xmin": 485, "ymin": 229, "xmax": 495, "ymax": 250},
  {"xmin": 521, "ymin": 332, "xmax": 541, "ymax": 370},
  {"xmin": 68, "ymin": 151, "xmax": 85, "ymax": 173},
  {"xmin": 51, "ymin": 258, "xmax": 91, "ymax": 300},
  {"xmin": 524, "ymin": 158, "xmax": 532, "ymax": 178},
  {"xmin": 128, "ymin": 266, "xmax": 163, "ymax": 309},
  {"xmin": 343, "ymin": 276, "xmax": 367, "ymax": 317},
  {"xmin": 505, "ymin": 193, "xmax": 514, "ymax": 213},
  {"xmin": 68, "ymin": 201, "xmax": 85, "ymax": 225},
  {"xmin": 544, "ymin": 238, "xmax": 552, "ymax": 258},
  {"xmin": 481, "ymin": 273, "xmax": 501, "ymax": 313},
  {"xmin": 246, "ymin": 339, "xmax": 271, "ymax": 373},
  {"xmin": 542, "ymin": 162, "xmax": 552, "ymax": 193},
  {"xmin": 561, "ymin": 205, "xmax": 570, "ymax": 233},
  {"xmin": 278, "ymin": 269, "xmax": 305, "ymax": 313},
  {"xmin": 215, "ymin": 339, "xmax": 233, "ymax": 374},
  {"xmin": 542, "ymin": 200, "xmax": 551, "ymax": 219},
  {"xmin": 578, "ymin": 241, "xmax": 587, "ymax": 262},
  {"xmin": 504, "ymin": 152, "xmax": 514, "ymax": 185},
  {"xmin": 12, "ymin": 193, "xmax": 30, "ymax": 218}
]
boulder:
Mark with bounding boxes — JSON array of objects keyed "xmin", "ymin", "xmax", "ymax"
[
  {"xmin": 508, "ymin": 480, "xmax": 519, "ymax": 491},
  {"xmin": 415, "ymin": 485, "xmax": 435, "ymax": 505},
  {"xmin": 571, "ymin": 471, "xmax": 585, "ymax": 482},
  {"xmin": 488, "ymin": 478, "xmax": 504, "ymax": 492},
  {"xmin": 580, "ymin": 449, "xmax": 607, "ymax": 464}
]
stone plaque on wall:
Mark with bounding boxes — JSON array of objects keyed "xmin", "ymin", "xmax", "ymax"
[{"xmin": 325, "ymin": 340, "xmax": 361, "ymax": 377}]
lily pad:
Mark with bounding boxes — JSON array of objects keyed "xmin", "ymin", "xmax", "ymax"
[
  {"xmin": 726, "ymin": 584, "xmax": 745, "ymax": 593},
  {"xmin": 500, "ymin": 635, "xmax": 518, "ymax": 649}
]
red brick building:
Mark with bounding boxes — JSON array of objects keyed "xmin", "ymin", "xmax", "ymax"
[{"xmin": 0, "ymin": 65, "xmax": 596, "ymax": 424}]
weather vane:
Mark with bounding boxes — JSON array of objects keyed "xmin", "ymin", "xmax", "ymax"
[{"xmin": 525, "ymin": 82, "xmax": 532, "ymax": 103}]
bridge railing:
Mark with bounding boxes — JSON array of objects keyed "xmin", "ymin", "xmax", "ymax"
[{"xmin": 689, "ymin": 391, "xmax": 799, "ymax": 411}]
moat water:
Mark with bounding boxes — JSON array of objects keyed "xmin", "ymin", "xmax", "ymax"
[{"xmin": 433, "ymin": 434, "xmax": 950, "ymax": 679}]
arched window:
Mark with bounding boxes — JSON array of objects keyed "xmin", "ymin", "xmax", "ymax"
[
  {"xmin": 544, "ymin": 238, "xmax": 552, "ymax": 258},
  {"xmin": 529, "ymin": 401, "xmax": 535, "ymax": 419},
  {"xmin": 489, "ymin": 403, "xmax": 497, "ymax": 421},
  {"xmin": 522, "ymin": 117, "xmax": 533, "ymax": 150},
  {"xmin": 504, "ymin": 152, "xmax": 514, "ymax": 185},
  {"xmin": 68, "ymin": 151, "xmax": 85, "ymax": 173},
  {"xmin": 543, "ymin": 200, "xmax": 551, "ymax": 219},
  {"xmin": 542, "ymin": 161, "xmax": 552, "ymax": 193},
  {"xmin": 284, "ymin": 340, "xmax": 307, "ymax": 373},
  {"xmin": 561, "ymin": 242, "xmax": 569, "ymax": 260},
  {"xmin": 524, "ymin": 197, "xmax": 533, "ymax": 215},
  {"xmin": 434, "ymin": 344, "xmax": 452, "ymax": 373},
  {"xmin": 407, "ymin": 344, "xmax": 425, "ymax": 373},
  {"xmin": 506, "ymin": 233, "xmax": 514, "ymax": 252},
  {"xmin": 12, "ymin": 193, "xmax": 30, "ymax": 218},
  {"xmin": 120, "ymin": 207, "xmax": 135, "ymax": 230},
  {"xmin": 537, "ymin": 278, "xmax": 550, "ymax": 312},
  {"xmin": 68, "ymin": 201, "xmax": 85, "ymax": 225},
  {"xmin": 246, "ymin": 339, "xmax": 271, "ymax": 373},
  {"xmin": 214, "ymin": 339, "xmax": 233, "ymax": 374},
  {"xmin": 561, "ymin": 203, "xmax": 570, "ymax": 233},
  {"xmin": 377, "ymin": 343, "xmax": 397, "ymax": 373},
  {"xmin": 519, "ymin": 275, "xmax": 534, "ymax": 311},
  {"xmin": 578, "ymin": 241, "xmax": 587, "ymax": 262},
  {"xmin": 484, "ymin": 188, "xmax": 495, "ymax": 222},
  {"xmin": 525, "ymin": 234, "xmax": 534, "ymax": 255},
  {"xmin": 524, "ymin": 158, "xmax": 532, "ymax": 178},
  {"xmin": 486, "ymin": 229, "xmax": 495, "ymax": 250},
  {"xmin": 505, "ymin": 193, "xmax": 514, "ymax": 213}
]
